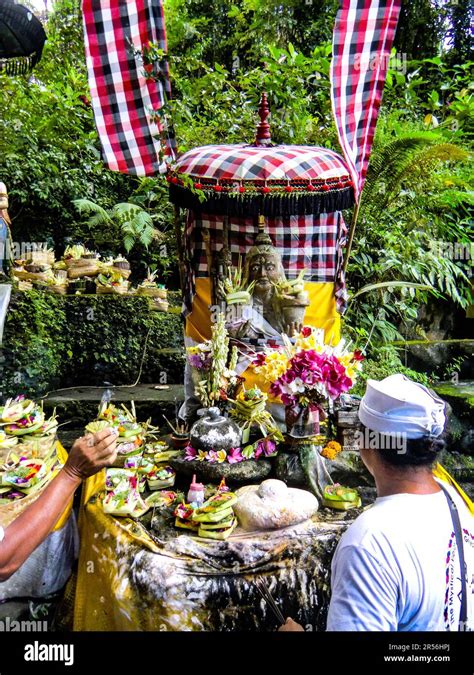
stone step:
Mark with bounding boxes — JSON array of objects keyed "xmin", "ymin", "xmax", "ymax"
[{"xmin": 43, "ymin": 383, "xmax": 185, "ymax": 433}]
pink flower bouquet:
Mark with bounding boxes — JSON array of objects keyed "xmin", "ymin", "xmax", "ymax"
[{"xmin": 253, "ymin": 326, "xmax": 364, "ymax": 436}]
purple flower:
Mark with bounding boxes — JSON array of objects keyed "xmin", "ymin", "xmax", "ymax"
[
  {"xmin": 227, "ymin": 447, "xmax": 243, "ymax": 464},
  {"xmin": 207, "ymin": 450, "xmax": 219, "ymax": 463},
  {"xmin": 261, "ymin": 438, "xmax": 277, "ymax": 457},
  {"xmin": 188, "ymin": 354, "xmax": 202, "ymax": 368},
  {"xmin": 252, "ymin": 353, "xmax": 266, "ymax": 367},
  {"xmin": 188, "ymin": 353, "xmax": 211, "ymax": 371},
  {"xmin": 184, "ymin": 445, "xmax": 198, "ymax": 461},
  {"xmin": 269, "ymin": 348, "xmax": 354, "ymax": 405},
  {"xmin": 322, "ymin": 355, "xmax": 353, "ymax": 398}
]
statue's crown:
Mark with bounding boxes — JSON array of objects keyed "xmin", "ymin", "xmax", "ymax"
[
  {"xmin": 255, "ymin": 230, "xmax": 274, "ymax": 248},
  {"xmin": 254, "ymin": 215, "xmax": 274, "ymax": 248}
]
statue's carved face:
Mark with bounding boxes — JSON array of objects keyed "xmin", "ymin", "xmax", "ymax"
[{"xmin": 247, "ymin": 249, "xmax": 284, "ymax": 303}]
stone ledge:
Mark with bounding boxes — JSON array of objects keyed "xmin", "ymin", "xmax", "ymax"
[{"xmin": 43, "ymin": 384, "xmax": 185, "ymax": 431}]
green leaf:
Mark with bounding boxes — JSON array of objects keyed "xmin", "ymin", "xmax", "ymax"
[{"xmin": 351, "ymin": 281, "xmax": 433, "ymax": 300}]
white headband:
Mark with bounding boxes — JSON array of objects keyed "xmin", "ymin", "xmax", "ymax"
[{"xmin": 358, "ymin": 374, "xmax": 446, "ymax": 439}]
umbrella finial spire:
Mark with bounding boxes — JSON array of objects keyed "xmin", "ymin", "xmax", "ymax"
[{"xmin": 254, "ymin": 92, "xmax": 272, "ymax": 147}]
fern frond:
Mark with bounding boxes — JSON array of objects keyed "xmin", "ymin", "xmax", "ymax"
[
  {"xmin": 73, "ymin": 198, "xmax": 112, "ymax": 224},
  {"xmin": 112, "ymin": 202, "xmax": 142, "ymax": 218},
  {"xmin": 362, "ymin": 133, "xmax": 469, "ymax": 216},
  {"xmin": 383, "ymin": 143, "xmax": 469, "ymax": 210}
]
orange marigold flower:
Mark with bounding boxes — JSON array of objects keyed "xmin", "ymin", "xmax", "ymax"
[{"xmin": 321, "ymin": 440, "xmax": 342, "ymax": 460}]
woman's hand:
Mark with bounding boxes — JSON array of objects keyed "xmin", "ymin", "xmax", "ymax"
[{"xmin": 63, "ymin": 428, "xmax": 118, "ymax": 482}]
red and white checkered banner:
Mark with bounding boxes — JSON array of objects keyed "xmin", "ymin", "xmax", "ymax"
[
  {"xmin": 331, "ymin": 0, "xmax": 401, "ymax": 198},
  {"xmin": 82, "ymin": 0, "xmax": 176, "ymax": 175}
]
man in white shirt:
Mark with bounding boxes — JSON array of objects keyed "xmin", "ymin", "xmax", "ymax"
[{"xmin": 280, "ymin": 374, "xmax": 473, "ymax": 632}]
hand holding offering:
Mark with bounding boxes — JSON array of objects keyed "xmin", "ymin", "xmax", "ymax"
[{"xmin": 63, "ymin": 428, "xmax": 118, "ymax": 482}]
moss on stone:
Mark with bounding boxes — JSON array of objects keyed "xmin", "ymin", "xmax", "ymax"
[
  {"xmin": 439, "ymin": 451, "xmax": 474, "ymax": 482},
  {"xmin": 1, "ymin": 291, "xmax": 185, "ymax": 398},
  {"xmin": 434, "ymin": 382, "xmax": 474, "ymax": 424},
  {"xmin": 434, "ymin": 382, "xmax": 474, "ymax": 399}
]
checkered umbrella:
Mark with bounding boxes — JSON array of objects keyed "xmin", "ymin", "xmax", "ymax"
[
  {"xmin": 0, "ymin": 1, "xmax": 46, "ymax": 75},
  {"xmin": 169, "ymin": 143, "xmax": 355, "ymax": 217},
  {"xmin": 168, "ymin": 94, "xmax": 355, "ymax": 217}
]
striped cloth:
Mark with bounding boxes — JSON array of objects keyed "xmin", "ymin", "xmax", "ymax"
[
  {"xmin": 183, "ymin": 212, "xmax": 348, "ymax": 316},
  {"xmin": 331, "ymin": 0, "xmax": 401, "ymax": 197},
  {"xmin": 82, "ymin": 0, "xmax": 176, "ymax": 175}
]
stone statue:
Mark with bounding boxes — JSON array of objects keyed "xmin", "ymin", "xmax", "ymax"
[
  {"xmin": 226, "ymin": 218, "xmax": 309, "ymax": 340},
  {"xmin": 244, "ymin": 226, "xmax": 286, "ymax": 334}
]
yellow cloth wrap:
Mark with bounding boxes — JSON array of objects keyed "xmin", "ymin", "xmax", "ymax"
[
  {"xmin": 434, "ymin": 462, "xmax": 474, "ymax": 515},
  {"xmin": 185, "ymin": 278, "xmax": 341, "ymax": 344},
  {"xmin": 185, "ymin": 277, "xmax": 214, "ymax": 343},
  {"xmin": 53, "ymin": 442, "xmax": 74, "ymax": 531},
  {"xmin": 0, "ymin": 440, "xmax": 73, "ymax": 531},
  {"xmin": 185, "ymin": 278, "xmax": 341, "ymax": 397},
  {"xmin": 73, "ymin": 471, "xmax": 162, "ymax": 631}
]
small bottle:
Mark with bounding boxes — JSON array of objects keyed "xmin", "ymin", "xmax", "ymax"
[{"xmin": 187, "ymin": 474, "xmax": 205, "ymax": 507}]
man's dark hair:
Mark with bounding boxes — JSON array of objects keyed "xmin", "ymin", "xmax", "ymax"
[
  {"xmin": 360, "ymin": 424, "xmax": 446, "ymax": 468},
  {"xmin": 382, "ymin": 435, "xmax": 446, "ymax": 468}
]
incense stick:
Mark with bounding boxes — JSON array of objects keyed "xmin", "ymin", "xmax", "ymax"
[{"xmin": 255, "ymin": 578, "xmax": 286, "ymax": 625}]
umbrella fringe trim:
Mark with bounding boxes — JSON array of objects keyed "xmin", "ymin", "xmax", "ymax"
[
  {"xmin": 0, "ymin": 55, "xmax": 38, "ymax": 75},
  {"xmin": 168, "ymin": 183, "xmax": 355, "ymax": 216}
]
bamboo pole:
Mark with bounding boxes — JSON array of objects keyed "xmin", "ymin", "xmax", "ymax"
[
  {"xmin": 173, "ymin": 205, "xmax": 185, "ymax": 291},
  {"xmin": 342, "ymin": 199, "xmax": 361, "ymax": 275}
]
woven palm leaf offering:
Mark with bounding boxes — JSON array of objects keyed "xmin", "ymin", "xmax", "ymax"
[
  {"xmin": 0, "ymin": 429, "xmax": 18, "ymax": 466},
  {"xmin": 44, "ymin": 274, "xmax": 68, "ymax": 295},
  {"xmin": 103, "ymin": 472, "xmax": 149, "ymax": 518},
  {"xmin": 102, "ymin": 459, "xmax": 178, "ymax": 518},
  {"xmin": 87, "ymin": 401, "xmax": 178, "ymax": 518},
  {"xmin": 229, "ymin": 386, "xmax": 283, "ymax": 445},
  {"xmin": 111, "ymin": 255, "xmax": 131, "ymax": 278},
  {"xmin": 95, "ymin": 270, "xmax": 130, "ymax": 295},
  {"xmin": 0, "ymin": 397, "xmax": 58, "ymax": 457},
  {"xmin": 144, "ymin": 439, "xmax": 179, "ymax": 464},
  {"xmin": 174, "ymin": 487, "xmax": 238, "ymax": 540},
  {"xmin": 0, "ymin": 397, "xmax": 63, "ymax": 506},
  {"xmin": 12, "ymin": 260, "xmax": 53, "ymax": 284},
  {"xmin": 62, "ymin": 244, "xmax": 101, "ymax": 279},
  {"xmin": 26, "ymin": 244, "xmax": 55, "ymax": 267},
  {"xmin": 87, "ymin": 401, "xmax": 146, "ymax": 460},
  {"xmin": 137, "ymin": 268, "xmax": 168, "ymax": 299},
  {"xmin": 322, "ymin": 484, "xmax": 361, "ymax": 511}
]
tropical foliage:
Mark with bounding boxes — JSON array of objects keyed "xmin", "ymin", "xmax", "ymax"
[{"xmin": 0, "ymin": 0, "xmax": 471, "ymax": 367}]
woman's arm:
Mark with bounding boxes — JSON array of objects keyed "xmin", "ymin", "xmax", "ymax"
[{"xmin": 0, "ymin": 427, "xmax": 118, "ymax": 581}]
